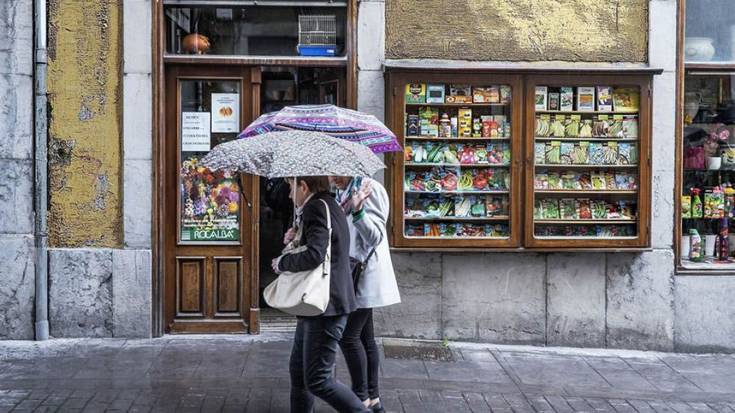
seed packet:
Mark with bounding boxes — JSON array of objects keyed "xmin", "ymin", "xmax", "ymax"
[
  {"xmin": 560, "ymin": 198, "xmax": 577, "ymax": 219},
  {"xmin": 609, "ymin": 118, "xmax": 624, "ymax": 137},
  {"xmin": 604, "ymin": 172, "xmax": 616, "ymax": 189},
  {"xmin": 542, "ymin": 199, "xmax": 560, "ymax": 219},
  {"xmin": 469, "ymin": 196, "xmax": 486, "ymax": 217},
  {"xmin": 405, "ymin": 196, "xmax": 425, "ymax": 217},
  {"xmin": 422, "ymin": 197, "xmax": 442, "ymax": 217},
  {"xmin": 405, "ymin": 84, "xmax": 426, "ymax": 104},
  {"xmin": 606, "ymin": 202, "xmax": 621, "ymax": 219},
  {"xmin": 592, "ymin": 116, "xmax": 610, "ymax": 137},
  {"xmin": 591, "ymin": 172, "xmax": 606, "ymax": 190},
  {"xmin": 560, "ymin": 87, "xmax": 574, "ymax": 111},
  {"xmin": 622, "ymin": 143, "xmax": 638, "ymax": 164},
  {"xmin": 589, "ymin": 143, "xmax": 606, "ymax": 165},
  {"xmin": 572, "ymin": 142, "xmax": 590, "ymax": 164},
  {"xmin": 604, "ymin": 142, "xmax": 619, "ymax": 165},
  {"xmin": 439, "ymin": 223, "xmax": 458, "ymax": 237},
  {"xmin": 547, "ymin": 172, "xmax": 562, "ymax": 189},
  {"xmin": 681, "ymin": 195, "xmax": 692, "ymax": 218},
  {"xmin": 535, "ymin": 86, "xmax": 548, "ymax": 110},
  {"xmin": 612, "ymin": 87, "xmax": 640, "ymax": 113},
  {"xmin": 561, "ymin": 172, "xmax": 578, "ymax": 190},
  {"xmin": 596, "ymin": 86, "xmax": 613, "ymax": 111},
  {"xmin": 535, "ymin": 143, "xmax": 546, "ymax": 165},
  {"xmin": 546, "ymin": 141, "xmax": 561, "ymax": 164},
  {"xmin": 622, "ymin": 116, "xmax": 638, "ymax": 138},
  {"xmin": 591, "ymin": 200, "xmax": 608, "ymax": 219},
  {"xmin": 485, "ymin": 196, "xmax": 506, "ymax": 216},
  {"xmin": 577, "ymin": 87, "xmax": 596, "ymax": 112},
  {"xmin": 618, "ymin": 143, "xmax": 633, "ymax": 165},
  {"xmin": 406, "ymin": 114, "xmax": 420, "ymax": 136},
  {"xmin": 560, "ymin": 142, "xmax": 575, "ymax": 164},
  {"xmin": 618, "ymin": 201, "xmax": 636, "ymax": 219},
  {"xmin": 579, "ymin": 119, "xmax": 593, "ymax": 138},
  {"xmin": 576, "ymin": 199, "xmax": 592, "ymax": 219},
  {"xmin": 578, "ymin": 173, "xmax": 592, "ymax": 190},
  {"xmin": 534, "ymin": 200, "xmax": 544, "ymax": 219},
  {"xmin": 419, "ymin": 106, "xmax": 439, "ymax": 137},
  {"xmin": 454, "ymin": 196, "xmax": 472, "ymax": 217},
  {"xmin": 535, "ymin": 173, "xmax": 548, "ymax": 189},
  {"xmin": 616, "ymin": 172, "xmax": 638, "ymax": 190},
  {"xmin": 500, "ymin": 85, "xmax": 512, "ymax": 103},
  {"xmin": 548, "ymin": 93, "xmax": 560, "ymax": 111},
  {"xmin": 405, "ymin": 224, "xmax": 425, "ymax": 237}
]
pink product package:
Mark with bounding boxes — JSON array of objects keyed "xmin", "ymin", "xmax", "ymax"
[{"xmin": 684, "ymin": 146, "xmax": 705, "ymax": 170}]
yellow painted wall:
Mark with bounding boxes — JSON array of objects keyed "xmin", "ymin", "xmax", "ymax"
[
  {"xmin": 47, "ymin": 0, "xmax": 122, "ymax": 247},
  {"xmin": 386, "ymin": 0, "xmax": 648, "ymax": 62}
]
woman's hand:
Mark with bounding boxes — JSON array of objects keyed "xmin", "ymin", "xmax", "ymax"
[
  {"xmin": 351, "ymin": 180, "xmax": 373, "ymax": 213},
  {"xmin": 283, "ymin": 227, "xmax": 297, "ymax": 245},
  {"xmin": 271, "ymin": 257, "xmax": 282, "ymax": 274}
]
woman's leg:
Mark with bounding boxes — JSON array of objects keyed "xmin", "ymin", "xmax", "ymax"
[
  {"xmin": 302, "ymin": 315, "xmax": 370, "ymax": 413},
  {"xmin": 360, "ymin": 309, "xmax": 381, "ymax": 402},
  {"xmin": 289, "ymin": 319, "xmax": 314, "ymax": 413},
  {"xmin": 338, "ymin": 308, "xmax": 371, "ymax": 402}
]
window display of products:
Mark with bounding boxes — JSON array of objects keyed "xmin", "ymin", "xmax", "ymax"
[{"xmin": 402, "ymin": 82, "xmax": 514, "ymax": 240}]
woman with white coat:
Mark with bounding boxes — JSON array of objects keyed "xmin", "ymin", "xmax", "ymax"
[{"xmin": 330, "ymin": 176, "xmax": 401, "ymax": 413}]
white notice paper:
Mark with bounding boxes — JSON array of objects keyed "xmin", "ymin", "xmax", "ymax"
[
  {"xmin": 211, "ymin": 93, "xmax": 240, "ymax": 133},
  {"xmin": 181, "ymin": 112, "xmax": 211, "ymax": 151}
]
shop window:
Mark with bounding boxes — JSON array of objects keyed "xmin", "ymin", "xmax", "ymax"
[
  {"xmin": 678, "ymin": 0, "xmax": 735, "ymax": 270},
  {"xmin": 164, "ymin": 3, "xmax": 347, "ymax": 57}
]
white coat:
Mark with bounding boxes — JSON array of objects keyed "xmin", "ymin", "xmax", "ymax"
[{"xmin": 340, "ymin": 178, "xmax": 401, "ymax": 309}]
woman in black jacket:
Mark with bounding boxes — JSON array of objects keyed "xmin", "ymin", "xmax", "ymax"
[{"xmin": 272, "ymin": 176, "xmax": 370, "ymax": 413}]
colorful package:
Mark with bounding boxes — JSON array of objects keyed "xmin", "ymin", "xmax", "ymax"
[
  {"xmin": 560, "ymin": 199, "xmax": 577, "ymax": 219},
  {"xmin": 560, "ymin": 142, "xmax": 575, "ymax": 164},
  {"xmin": 589, "ymin": 143, "xmax": 606, "ymax": 165},
  {"xmin": 542, "ymin": 199, "xmax": 560, "ymax": 219},
  {"xmin": 535, "ymin": 143, "xmax": 547, "ymax": 165},
  {"xmin": 576, "ymin": 199, "xmax": 592, "ymax": 219}
]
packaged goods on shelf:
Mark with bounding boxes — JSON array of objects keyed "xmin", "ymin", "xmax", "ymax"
[
  {"xmin": 500, "ymin": 86, "xmax": 512, "ymax": 103},
  {"xmin": 618, "ymin": 143, "xmax": 638, "ymax": 165},
  {"xmin": 447, "ymin": 84, "xmax": 472, "ymax": 103},
  {"xmin": 622, "ymin": 116, "xmax": 638, "ymax": 138},
  {"xmin": 603, "ymin": 142, "xmax": 619, "ymax": 165},
  {"xmin": 577, "ymin": 87, "xmax": 596, "ymax": 112},
  {"xmin": 406, "ymin": 84, "xmax": 426, "ymax": 104},
  {"xmin": 472, "ymin": 86, "xmax": 500, "ymax": 103},
  {"xmin": 548, "ymin": 93, "xmax": 560, "ymax": 111},
  {"xmin": 458, "ymin": 108, "xmax": 472, "ymax": 137},
  {"xmin": 613, "ymin": 87, "xmax": 640, "ymax": 112},
  {"xmin": 546, "ymin": 141, "xmax": 561, "ymax": 164},
  {"xmin": 560, "ymin": 87, "xmax": 574, "ymax": 111},
  {"xmin": 419, "ymin": 107, "xmax": 439, "ymax": 137},
  {"xmin": 596, "ymin": 86, "xmax": 613, "ymax": 111},
  {"xmin": 406, "ymin": 114, "xmax": 419, "ymax": 136},
  {"xmin": 560, "ymin": 199, "xmax": 576, "ymax": 219},
  {"xmin": 560, "ymin": 142, "xmax": 575, "ymax": 165},
  {"xmin": 535, "ymin": 86, "xmax": 548, "ymax": 110},
  {"xmin": 576, "ymin": 199, "xmax": 593, "ymax": 219},
  {"xmin": 535, "ymin": 143, "xmax": 546, "ymax": 165},
  {"xmin": 426, "ymin": 84, "xmax": 445, "ymax": 103}
]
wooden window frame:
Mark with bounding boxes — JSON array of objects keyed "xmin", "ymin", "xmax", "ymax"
[
  {"xmin": 674, "ymin": 0, "xmax": 735, "ymax": 274},
  {"xmin": 385, "ymin": 67, "xmax": 657, "ymax": 252}
]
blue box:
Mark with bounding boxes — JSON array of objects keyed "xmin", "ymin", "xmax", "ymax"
[{"xmin": 297, "ymin": 45, "xmax": 337, "ymax": 56}]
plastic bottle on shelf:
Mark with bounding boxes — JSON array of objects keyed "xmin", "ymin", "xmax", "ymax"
[
  {"xmin": 691, "ymin": 188, "xmax": 703, "ymax": 219},
  {"xmin": 689, "ymin": 228, "xmax": 704, "ymax": 262},
  {"xmin": 439, "ymin": 113, "xmax": 451, "ymax": 138}
]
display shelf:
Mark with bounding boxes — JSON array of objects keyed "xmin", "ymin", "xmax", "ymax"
[
  {"xmin": 405, "ymin": 190, "xmax": 509, "ymax": 194},
  {"xmin": 535, "ymin": 164, "xmax": 638, "ymax": 169},
  {"xmin": 405, "ymin": 136, "xmax": 511, "ymax": 141},
  {"xmin": 405, "ymin": 162, "xmax": 510, "ymax": 167},
  {"xmin": 405, "ymin": 102, "xmax": 509, "ymax": 107},
  {"xmin": 404, "ymin": 216, "xmax": 510, "ymax": 221},
  {"xmin": 682, "ymin": 216, "xmax": 728, "ymax": 220},
  {"xmin": 535, "ymin": 219, "xmax": 636, "ymax": 224},
  {"xmin": 534, "ymin": 190, "xmax": 637, "ymax": 195},
  {"xmin": 534, "ymin": 235, "xmax": 638, "ymax": 240},
  {"xmin": 534, "ymin": 137, "xmax": 638, "ymax": 141},
  {"xmin": 536, "ymin": 110, "xmax": 639, "ymax": 115}
]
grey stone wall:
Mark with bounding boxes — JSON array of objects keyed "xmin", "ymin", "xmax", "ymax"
[{"xmin": 0, "ymin": 0, "xmax": 35, "ymax": 340}]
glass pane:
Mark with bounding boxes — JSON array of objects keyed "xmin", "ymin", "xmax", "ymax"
[
  {"xmin": 179, "ymin": 79, "xmax": 242, "ymax": 243},
  {"xmin": 685, "ymin": 1, "xmax": 735, "ymax": 63},
  {"xmin": 164, "ymin": 6, "xmax": 346, "ymax": 57},
  {"xmin": 402, "ymin": 83, "xmax": 512, "ymax": 239},
  {"xmin": 531, "ymin": 85, "xmax": 640, "ymax": 239},
  {"xmin": 680, "ymin": 72, "xmax": 735, "ymax": 269}
]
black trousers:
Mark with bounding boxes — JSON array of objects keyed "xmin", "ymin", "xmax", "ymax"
[
  {"xmin": 339, "ymin": 308, "xmax": 380, "ymax": 402},
  {"xmin": 289, "ymin": 315, "xmax": 371, "ymax": 413}
]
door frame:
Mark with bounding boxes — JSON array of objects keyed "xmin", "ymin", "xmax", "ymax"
[
  {"xmin": 152, "ymin": 1, "xmax": 358, "ymax": 336},
  {"xmin": 162, "ymin": 65, "xmax": 262, "ymax": 334}
]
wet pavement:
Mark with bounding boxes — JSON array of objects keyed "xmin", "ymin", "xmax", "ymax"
[{"xmin": 1, "ymin": 334, "xmax": 734, "ymax": 412}]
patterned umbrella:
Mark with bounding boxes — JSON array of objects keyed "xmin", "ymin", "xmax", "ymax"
[
  {"xmin": 200, "ymin": 131, "xmax": 385, "ymax": 178},
  {"xmin": 239, "ymin": 104, "xmax": 401, "ymax": 153}
]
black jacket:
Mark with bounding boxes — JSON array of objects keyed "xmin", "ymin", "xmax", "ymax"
[{"xmin": 278, "ymin": 191, "xmax": 357, "ymax": 316}]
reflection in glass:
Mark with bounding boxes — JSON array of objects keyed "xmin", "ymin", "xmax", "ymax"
[{"xmin": 685, "ymin": 1, "xmax": 735, "ymax": 62}]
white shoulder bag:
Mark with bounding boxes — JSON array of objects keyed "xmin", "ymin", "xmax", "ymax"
[{"xmin": 263, "ymin": 199, "xmax": 331, "ymax": 316}]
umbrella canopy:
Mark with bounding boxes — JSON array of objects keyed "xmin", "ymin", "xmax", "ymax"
[
  {"xmin": 239, "ymin": 104, "xmax": 401, "ymax": 153},
  {"xmin": 200, "ymin": 131, "xmax": 385, "ymax": 178}
]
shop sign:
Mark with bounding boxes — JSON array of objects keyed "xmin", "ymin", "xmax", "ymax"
[
  {"xmin": 181, "ymin": 112, "xmax": 211, "ymax": 151},
  {"xmin": 211, "ymin": 93, "xmax": 239, "ymax": 133}
]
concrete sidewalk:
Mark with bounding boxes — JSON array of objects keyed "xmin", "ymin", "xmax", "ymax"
[{"xmin": 0, "ymin": 334, "xmax": 734, "ymax": 412}]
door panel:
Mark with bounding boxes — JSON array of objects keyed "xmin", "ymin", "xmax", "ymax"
[{"xmin": 164, "ymin": 65, "xmax": 258, "ymax": 333}]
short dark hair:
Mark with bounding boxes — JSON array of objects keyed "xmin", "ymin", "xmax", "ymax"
[{"xmin": 298, "ymin": 176, "xmax": 331, "ymax": 193}]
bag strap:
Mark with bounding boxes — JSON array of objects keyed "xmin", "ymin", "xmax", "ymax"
[
  {"xmin": 318, "ymin": 198, "xmax": 331, "ymax": 277},
  {"xmin": 318, "ymin": 198, "xmax": 331, "ymax": 231}
]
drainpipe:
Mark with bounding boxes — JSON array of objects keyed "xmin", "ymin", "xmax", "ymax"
[{"xmin": 34, "ymin": 0, "xmax": 49, "ymax": 341}]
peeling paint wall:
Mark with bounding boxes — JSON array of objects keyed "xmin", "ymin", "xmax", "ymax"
[
  {"xmin": 385, "ymin": 0, "xmax": 648, "ymax": 62},
  {"xmin": 47, "ymin": 0, "xmax": 123, "ymax": 247}
]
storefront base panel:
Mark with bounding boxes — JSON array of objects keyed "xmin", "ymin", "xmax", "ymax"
[
  {"xmin": 674, "ymin": 276, "xmax": 735, "ymax": 354},
  {"xmin": 377, "ymin": 250, "xmax": 685, "ymax": 351},
  {"xmin": 0, "ymin": 235, "xmax": 35, "ymax": 340},
  {"xmin": 48, "ymin": 248, "xmax": 151, "ymax": 339}
]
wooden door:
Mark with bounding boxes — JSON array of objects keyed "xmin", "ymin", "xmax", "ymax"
[{"xmin": 164, "ymin": 65, "xmax": 260, "ymax": 333}]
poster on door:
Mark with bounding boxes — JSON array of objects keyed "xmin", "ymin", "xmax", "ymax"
[
  {"xmin": 181, "ymin": 112, "xmax": 211, "ymax": 152},
  {"xmin": 211, "ymin": 93, "xmax": 239, "ymax": 133},
  {"xmin": 180, "ymin": 157, "xmax": 240, "ymax": 242}
]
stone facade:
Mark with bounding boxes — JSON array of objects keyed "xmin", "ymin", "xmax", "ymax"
[{"xmin": 0, "ymin": 0, "xmax": 35, "ymax": 340}]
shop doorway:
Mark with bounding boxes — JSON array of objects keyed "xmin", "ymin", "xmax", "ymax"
[
  {"xmin": 162, "ymin": 65, "xmax": 346, "ymax": 334},
  {"xmin": 257, "ymin": 66, "xmax": 346, "ymax": 331}
]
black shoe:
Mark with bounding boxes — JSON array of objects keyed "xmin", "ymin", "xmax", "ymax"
[{"xmin": 370, "ymin": 401, "xmax": 385, "ymax": 413}]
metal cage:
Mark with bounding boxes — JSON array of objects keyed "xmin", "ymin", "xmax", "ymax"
[{"xmin": 297, "ymin": 15, "xmax": 337, "ymax": 56}]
